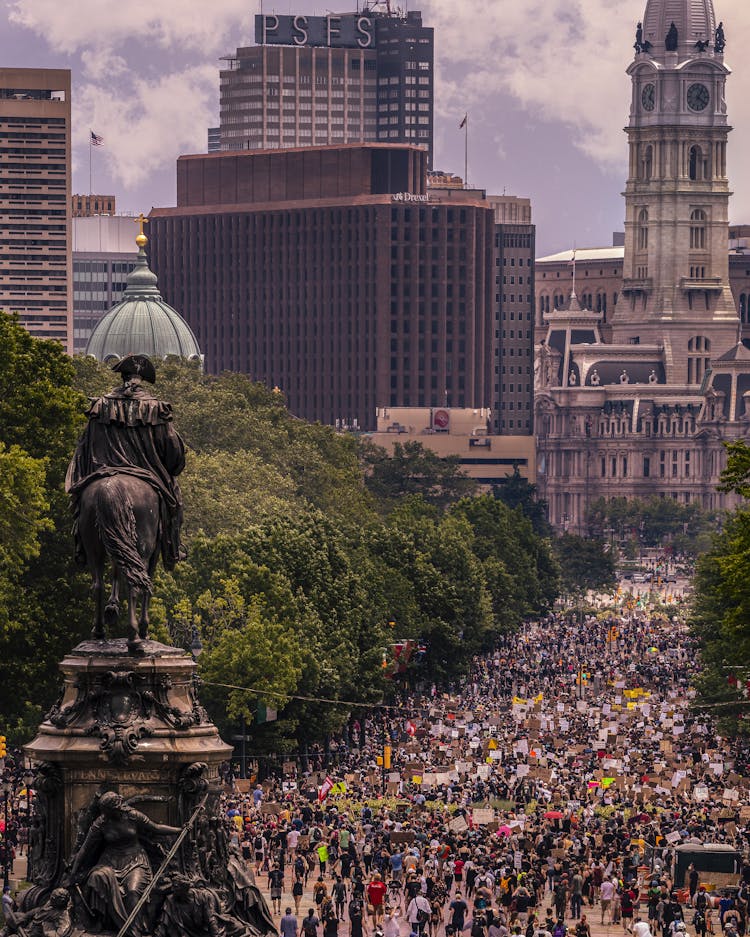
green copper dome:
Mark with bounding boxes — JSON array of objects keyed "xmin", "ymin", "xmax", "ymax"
[{"xmin": 85, "ymin": 242, "xmax": 202, "ymax": 364}]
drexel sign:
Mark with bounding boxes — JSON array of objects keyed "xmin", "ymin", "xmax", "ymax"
[
  {"xmin": 391, "ymin": 193, "xmax": 430, "ymax": 203},
  {"xmin": 255, "ymin": 14, "xmax": 375, "ymax": 49}
]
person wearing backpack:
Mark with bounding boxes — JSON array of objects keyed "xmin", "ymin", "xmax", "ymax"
[
  {"xmin": 407, "ymin": 893, "xmax": 432, "ymax": 936},
  {"xmin": 254, "ymin": 831, "xmax": 267, "ymax": 875},
  {"xmin": 553, "ymin": 919, "xmax": 568, "ymax": 937},
  {"xmin": 349, "ymin": 897, "xmax": 365, "ymax": 937},
  {"xmin": 302, "ymin": 909, "xmax": 321, "ymax": 937}
]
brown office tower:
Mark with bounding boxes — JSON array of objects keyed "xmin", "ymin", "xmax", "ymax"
[
  {"xmin": 0, "ymin": 69, "xmax": 72, "ymax": 349},
  {"xmin": 149, "ymin": 144, "xmax": 494, "ymax": 430}
]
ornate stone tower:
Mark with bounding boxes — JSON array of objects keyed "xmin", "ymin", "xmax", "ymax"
[{"xmin": 613, "ymin": 0, "xmax": 738, "ymax": 383}]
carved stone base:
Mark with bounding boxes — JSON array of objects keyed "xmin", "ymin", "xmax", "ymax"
[{"xmin": 23, "ymin": 639, "xmax": 233, "ymax": 905}]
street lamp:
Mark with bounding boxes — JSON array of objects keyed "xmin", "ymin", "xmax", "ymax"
[
  {"xmin": 24, "ymin": 768, "xmax": 33, "ymax": 884},
  {"xmin": 23, "ymin": 770, "xmax": 33, "ymax": 818},
  {"xmin": 2, "ymin": 777, "xmax": 11, "ymax": 888}
]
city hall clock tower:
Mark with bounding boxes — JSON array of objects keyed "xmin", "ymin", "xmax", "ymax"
[{"xmin": 612, "ymin": 0, "xmax": 738, "ymax": 383}]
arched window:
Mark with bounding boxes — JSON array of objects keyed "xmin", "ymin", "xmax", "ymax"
[
  {"xmin": 741, "ymin": 293, "xmax": 747, "ymax": 324},
  {"xmin": 690, "ymin": 208, "xmax": 707, "ymax": 249},
  {"xmin": 638, "ymin": 208, "xmax": 649, "ymax": 250},
  {"xmin": 596, "ymin": 291, "xmax": 607, "ymax": 314},
  {"xmin": 687, "ymin": 335, "xmax": 711, "ymax": 383}
]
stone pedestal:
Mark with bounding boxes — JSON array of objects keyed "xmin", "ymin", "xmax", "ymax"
[
  {"xmin": 26, "ymin": 638, "xmax": 230, "ymax": 877},
  {"xmin": 17, "ymin": 640, "xmax": 271, "ymax": 937}
]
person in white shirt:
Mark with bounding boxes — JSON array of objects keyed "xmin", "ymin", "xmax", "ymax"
[
  {"xmin": 383, "ymin": 908, "xmax": 401, "ymax": 937},
  {"xmin": 600, "ymin": 878, "xmax": 617, "ymax": 925},
  {"xmin": 633, "ymin": 917, "xmax": 652, "ymax": 937},
  {"xmin": 407, "ymin": 894, "xmax": 432, "ymax": 936}
]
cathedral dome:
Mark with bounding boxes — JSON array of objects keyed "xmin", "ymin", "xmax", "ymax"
[
  {"xmin": 642, "ymin": 0, "xmax": 717, "ymax": 55},
  {"xmin": 86, "ymin": 234, "xmax": 201, "ymax": 364}
]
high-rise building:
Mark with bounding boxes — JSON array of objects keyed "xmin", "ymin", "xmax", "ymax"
[
  {"xmin": 490, "ymin": 196, "xmax": 535, "ymax": 436},
  {"xmin": 72, "ymin": 215, "xmax": 138, "ymax": 354},
  {"xmin": 217, "ymin": 9, "xmax": 433, "ymax": 166},
  {"xmin": 72, "ymin": 194, "xmax": 116, "ymax": 217},
  {"xmin": 424, "ymin": 181, "xmax": 536, "ymax": 435},
  {"xmin": 535, "ymin": 0, "xmax": 748, "ymax": 529},
  {"xmin": 148, "ymin": 144, "xmax": 493, "ymax": 430},
  {"xmin": 0, "ymin": 68, "xmax": 72, "ymax": 349}
]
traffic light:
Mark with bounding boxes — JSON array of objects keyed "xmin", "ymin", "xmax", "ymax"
[
  {"xmin": 0, "ymin": 736, "xmax": 6, "ymax": 758},
  {"xmin": 383, "ymin": 745, "xmax": 392, "ymax": 770}
]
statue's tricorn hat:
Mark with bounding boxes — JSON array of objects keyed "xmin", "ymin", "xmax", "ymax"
[{"xmin": 112, "ymin": 354, "xmax": 156, "ymax": 384}]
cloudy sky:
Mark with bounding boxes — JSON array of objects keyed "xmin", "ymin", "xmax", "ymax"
[{"xmin": 3, "ymin": 0, "xmax": 749, "ymax": 255}]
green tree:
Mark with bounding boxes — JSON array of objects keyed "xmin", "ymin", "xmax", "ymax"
[
  {"xmin": 453, "ymin": 495, "xmax": 559, "ymax": 624},
  {"xmin": 691, "ymin": 510, "xmax": 750, "ymax": 735},
  {"xmin": 587, "ymin": 494, "xmax": 717, "ymax": 556},
  {"xmin": 193, "ymin": 579, "xmax": 304, "ymax": 725},
  {"xmin": 362, "ymin": 439, "xmax": 476, "ymax": 511},
  {"xmin": 0, "ymin": 316, "xmax": 91, "ymax": 737},
  {"xmin": 554, "ymin": 533, "xmax": 616, "ymax": 596},
  {"xmin": 492, "ymin": 467, "xmax": 552, "ymax": 537}
]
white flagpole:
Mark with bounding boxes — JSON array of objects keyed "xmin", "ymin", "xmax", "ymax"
[{"xmin": 89, "ymin": 133, "xmax": 93, "ymax": 196}]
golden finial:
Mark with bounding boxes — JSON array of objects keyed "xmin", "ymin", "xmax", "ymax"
[{"xmin": 134, "ymin": 212, "xmax": 149, "ymax": 248}]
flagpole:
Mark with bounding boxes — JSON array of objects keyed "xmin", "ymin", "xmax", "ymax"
[
  {"xmin": 464, "ymin": 114, "xmax": 469, "ymax": 188},
  {"xmin": 89, "ymin": 133, "xmax": 92, "ymax": 196},
  {"xmin": 572, "ymin": 249, "xmax": 577, "ymax": 296}
]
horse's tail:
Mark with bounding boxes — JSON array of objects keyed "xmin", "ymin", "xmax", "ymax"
[{"xmin": 94, "ymin": 478, "xmax": 153, "ymax": 594}]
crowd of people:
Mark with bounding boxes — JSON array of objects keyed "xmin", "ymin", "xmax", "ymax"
[
  {"xmin": 2, "ymin": 609, "xmax": 749, "ymax": 937},
  {"xmin": 218, "ymin": 613, "xmax": 750, "ymax": 937}
]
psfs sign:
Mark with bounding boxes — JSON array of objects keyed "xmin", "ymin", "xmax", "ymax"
[{"xmin": 255, "ymin": 14, "xmax": 375, "ymax": 49}]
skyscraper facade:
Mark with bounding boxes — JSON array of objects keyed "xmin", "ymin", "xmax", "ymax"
[
  {"xmin": 0, "ymin": 68, "xmax": 72, "ymax": 349},
  {"xmin": 218, "ymin": 9, "xmax": 433, "ymax": 166},
  {"xmin": 148, "ymin": 144, "xmax": 493, "ymax": 430},
  {"xmin": 490, "ymin": 196, "xmax": 535, "ymax": 436}
]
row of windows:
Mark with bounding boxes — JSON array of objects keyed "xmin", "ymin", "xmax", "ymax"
[{"xmin": 600, "ymin": 451, "xmax": 694, "ymax": 479}]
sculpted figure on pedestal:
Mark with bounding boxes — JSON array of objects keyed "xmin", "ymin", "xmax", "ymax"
[{"xmin": 66, "ymin": 355, "xmax": 186, "ymax": 652}]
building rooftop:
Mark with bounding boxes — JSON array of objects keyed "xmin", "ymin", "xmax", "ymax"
[
  {"xmin": 86, "ymin": 235, "xmax": 201, "ymax": 364},
  {"xmin": 537, "ymin": 247, "xmax": 625, "ymax": 264}
]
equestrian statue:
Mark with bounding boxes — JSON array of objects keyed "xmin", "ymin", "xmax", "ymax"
[{"xmin": 66, "ymin": 355, "xmax": 186, "ymax": 653}]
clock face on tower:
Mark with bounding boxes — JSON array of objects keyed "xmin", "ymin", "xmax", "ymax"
[
  {"xmin": 642, "ymin": 84, "xmax": 656, "ymax": 111},
  {"xmin": 687, "ymin": 83, "xmax": 710, "ymax": 111}
]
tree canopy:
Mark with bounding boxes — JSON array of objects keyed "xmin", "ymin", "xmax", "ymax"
[
  {"xmin": 588, "ymin": 495, "xmax": 717, "ymax": 556},
  {"xmin": 554, "ymin": 533, "xmax": 617, "ymax": 597},
  {"xmin": 691, "ymin": 442, "xmax": 750, "ymax": 735},
  {"xmin": 1, "ymin": 315, "xmax": 563, "ymax": 749}
]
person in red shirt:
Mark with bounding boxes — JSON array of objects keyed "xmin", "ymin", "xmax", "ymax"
[{"xmin": 367, "ymin": 873, "xmax": 388, "ymax": 924}]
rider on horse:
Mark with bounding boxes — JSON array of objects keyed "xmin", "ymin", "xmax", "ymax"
[{"xmin": 66, "ymin": 355, "xmax": 186, "ymax": 575}]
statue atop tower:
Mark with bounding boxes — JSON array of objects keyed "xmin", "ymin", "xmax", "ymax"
[{"xmin": 613, "ymin": 0, "xmax": 738, "ymax": 377}]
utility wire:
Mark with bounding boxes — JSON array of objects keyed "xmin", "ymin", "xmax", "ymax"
[{"xmin": 202, "ymin": 680, "xmax": 428, "ymax": 713}]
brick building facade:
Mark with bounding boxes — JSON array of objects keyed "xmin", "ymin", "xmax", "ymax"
[{"xmin": 149, "ymin": 144, "xmax": 495, "ymax": 431}]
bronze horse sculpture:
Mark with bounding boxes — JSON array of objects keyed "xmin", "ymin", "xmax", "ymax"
[{"xmin": 66, "ymin": 355, "xmax": 186, "ymax": 652}]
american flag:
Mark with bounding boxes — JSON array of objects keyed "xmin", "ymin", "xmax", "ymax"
[{"xmin": 90, "ymin": 130, "xmax": 104, "ymax": 146}]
